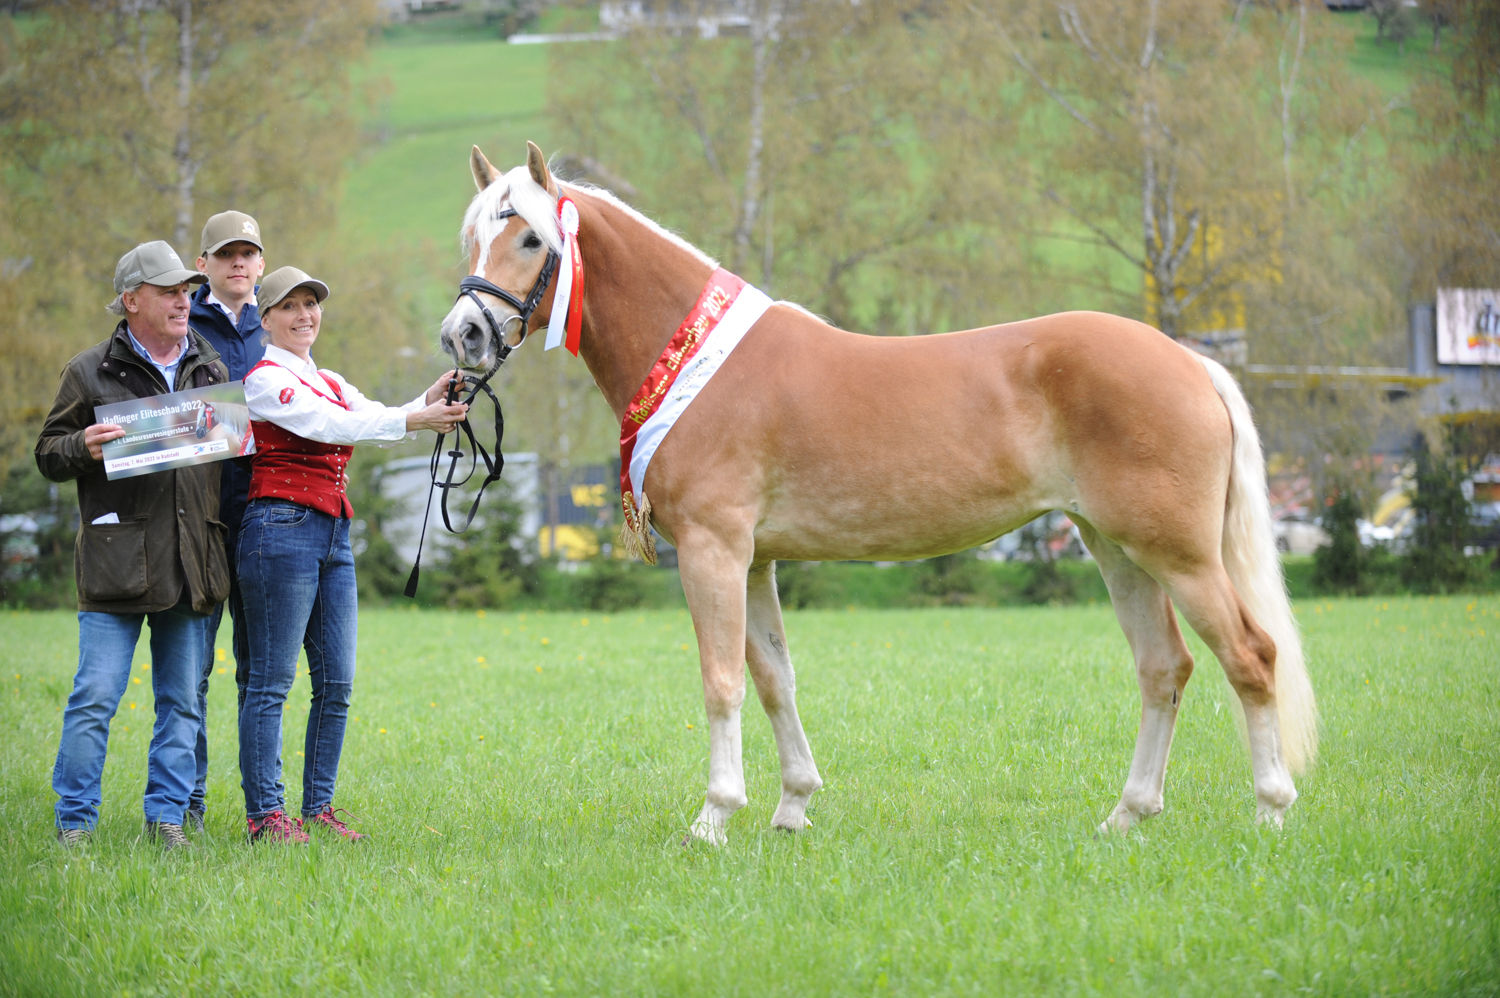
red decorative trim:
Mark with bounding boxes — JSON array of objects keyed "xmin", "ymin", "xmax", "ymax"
[{"xmin": 618, "ymin": 268, "xmax": 746, "ymax": 531}]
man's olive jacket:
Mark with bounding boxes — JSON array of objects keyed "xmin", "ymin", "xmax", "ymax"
[{"xmin": 35, "ymin": 321, "xmax": 232, "ymax": 614}]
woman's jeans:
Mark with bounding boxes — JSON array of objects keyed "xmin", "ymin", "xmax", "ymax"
[
  {"xmin": 53, "ymin": 604, "xmax": 207, "ymax": 830},
  {"xmin": 236, "ymin": 500, "xmax": 357, "ymax": 820}
]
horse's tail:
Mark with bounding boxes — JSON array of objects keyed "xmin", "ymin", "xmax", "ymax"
[{"xmin": 1197, "ymin": 354, "xmax": 1319, "ymax": 774}]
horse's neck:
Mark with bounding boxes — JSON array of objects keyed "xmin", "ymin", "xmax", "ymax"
[{"xmin": 574, "ymin": 193, "xmax": 715, "ymax": 419}]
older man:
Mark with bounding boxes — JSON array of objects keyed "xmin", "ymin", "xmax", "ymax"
[{"xmin": 35, "ymin": 240, "xmax": 230, "ymax": 851}]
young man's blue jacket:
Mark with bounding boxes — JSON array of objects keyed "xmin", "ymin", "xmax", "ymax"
[{"xmin": 189, "ymin": 283, "xmax": 265, "ymax": 535}]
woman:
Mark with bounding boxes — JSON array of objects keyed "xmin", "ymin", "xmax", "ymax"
[{"xmin": 237, "ymin": 266, "xmax": 468, "ymax": 844}]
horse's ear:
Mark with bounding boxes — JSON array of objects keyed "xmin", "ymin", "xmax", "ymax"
[
  {"xmin": 471, "ymin": 146, "xmax": 500, "ymax": 191},
  {"xmin": 526, "ymin": 140, "xmax": 558, "ymax": 197}
]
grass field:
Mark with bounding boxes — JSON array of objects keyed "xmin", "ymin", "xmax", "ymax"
[{"xmin": 2, "ymin": 596, "xmax": 1496, "ymax": 995}]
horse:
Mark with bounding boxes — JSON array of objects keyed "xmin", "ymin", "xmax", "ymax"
[{"xmin": 439, "ymin": 142, "xmax": 1318, "ymax": 845}]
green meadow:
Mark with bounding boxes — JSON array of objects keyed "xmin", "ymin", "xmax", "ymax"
[{"xmin": 2, "ymin": 597, "xmax": 1496, "ymax": 995}]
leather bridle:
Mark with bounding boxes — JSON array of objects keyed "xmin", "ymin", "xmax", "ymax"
[{"xmin": 403, "ymin": 207, "xmax": 561, "ymax": 598}]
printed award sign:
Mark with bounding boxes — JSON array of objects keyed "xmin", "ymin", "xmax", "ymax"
[
  {"xmin": 1436, "ymin": 287, "xmax": 1500, "ymax": 366},
  {"xmin": 96, "ymin": 383, "xmax": 255, "ymax": 480}
]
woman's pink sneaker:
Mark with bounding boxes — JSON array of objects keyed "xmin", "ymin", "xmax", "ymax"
[
  {"xmin": 247, "ymin": 810, "xmax": 309, "ymax": 844},
  {"xmin": 304, "ymin": 805, "xmax": 366, "ymax": 842}
]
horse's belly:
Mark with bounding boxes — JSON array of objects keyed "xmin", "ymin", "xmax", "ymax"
[{"xmin": 752, "ymin": 484, "xmax": 1047, "ymax": 562}]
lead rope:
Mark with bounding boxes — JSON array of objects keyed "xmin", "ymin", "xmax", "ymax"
[{"xmin": 403, "ymin": 351, "xmax": 509, "ymax": 598}]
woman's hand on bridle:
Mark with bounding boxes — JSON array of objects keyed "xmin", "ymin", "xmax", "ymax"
[
  {"xmin": 407, "ymin": 399, "xmax": 469, "ymax": 434},
  {"xmin": 423, "ymin": 369, "xmax": 469, "ymax": 405}
]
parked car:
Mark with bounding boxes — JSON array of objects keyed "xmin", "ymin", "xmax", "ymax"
[{"xmin": 1272, "ymin": 515, "xmax": 1329, "ymax": 556}]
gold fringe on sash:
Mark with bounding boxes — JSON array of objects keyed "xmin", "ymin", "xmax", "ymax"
[{"xmin": 620, "ymin": 492, "xmax": 657, "ymax": 565}]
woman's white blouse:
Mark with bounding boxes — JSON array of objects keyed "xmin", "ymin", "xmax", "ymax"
[{"xmin": 243, "ymin": 343, "xmax": 424, "ymax": 445}]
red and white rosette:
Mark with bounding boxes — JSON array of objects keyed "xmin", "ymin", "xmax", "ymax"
[{"xmin": 545, "ymin": 195, "xmax": 585, "ymax": 356}]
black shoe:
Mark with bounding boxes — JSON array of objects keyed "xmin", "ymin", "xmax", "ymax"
[
  {"xmin": 144, "ymin": 821, "xmax": 194, "ymax": 851},
  {"xmin": 185, "ymin": 808, "xmax": 205, "ymax": 835},
  {"xmin": 56, "ymin": 827, "xmax": 91, "ymax": 848}
]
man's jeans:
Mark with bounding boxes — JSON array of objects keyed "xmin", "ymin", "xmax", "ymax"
[
  {"xmin": 237, "ymin": 500, "xmax": 357, "ymax": 820},
  {"xmin": 191, "ymin": 530, "xmax": 248, "ymax": 816},
  {"xmin": 53, "ymin": 605, "xmax": 207, "ymax": 830}
]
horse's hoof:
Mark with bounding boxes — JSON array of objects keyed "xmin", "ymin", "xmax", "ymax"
[{"xmin": 684, "ymin": 817, "xmax": 727, "ymax": 847}]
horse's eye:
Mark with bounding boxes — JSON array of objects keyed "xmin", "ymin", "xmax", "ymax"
[{"xmin": 523, "ymin": 232, "xmax": 543, "ymax": 251}]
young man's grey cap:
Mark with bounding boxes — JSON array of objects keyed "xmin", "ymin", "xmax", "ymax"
[{"xmin": 200, "ymin": 210, "xmax": 264, "ymax": 255}]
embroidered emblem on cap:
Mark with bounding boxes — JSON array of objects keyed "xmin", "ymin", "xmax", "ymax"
[{"xmin": 279, "ymin": 387, "xmax": 295, "ymax": 405}]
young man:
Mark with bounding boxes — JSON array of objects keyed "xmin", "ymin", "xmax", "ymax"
[
  {"xmin": 36, "ymin": 240, "xmax": 230, "ymax": 850},
  {"xmin": 187, "ymin": 210, "xmax": 266, "ymax": 832}
]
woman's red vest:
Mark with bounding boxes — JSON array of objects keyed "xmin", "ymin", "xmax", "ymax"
[{"xmin": 246, "ymin": 361, "xmax": 355, "ymax": 518}]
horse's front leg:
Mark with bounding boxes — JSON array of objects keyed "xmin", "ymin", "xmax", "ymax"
[
  {"xmin": 745, "ymin": 562, "xmax": 822, "ymax": 832},
  {"xmin": 676, "ymin": 529, "xmax": 753, "ymax": 846}
]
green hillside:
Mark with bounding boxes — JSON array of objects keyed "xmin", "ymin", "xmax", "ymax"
[
  {"xmin": 340, "ymin": 31, "xmax": 553, "ymax": 259},
  {"xmin": 344, "ymin": 8, "xmax": 1436, "ymax": 319}
]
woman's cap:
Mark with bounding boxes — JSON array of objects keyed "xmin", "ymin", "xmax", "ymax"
[
  {"xmin": 201, "ymin": 210, "xmax": 263, "ymax": 255},
  {"xmin": 258, "ymin": 266, "xmax": 330, "ymax": 319},
  {"xmin": 113, "ymin": 241, "xmax": 207, "ymax": 293}
]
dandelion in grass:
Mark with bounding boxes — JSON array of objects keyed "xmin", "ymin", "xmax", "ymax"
[
  {"xmin": 129, "ymin": 702, "xmax": 137, "ymax": 710},
  {"xmin": 476, "ymin": 655, "xmax": 486, "ymax": 665},
  {"xmin": 216, "ymin": 648, "xmax": 226, "ymax": 663},
  {"xmin": 476, "ymin": 609, "xmax": 486, "ymax": 618},
  {"xmin": 132, "ymin": 677, "xmax": 142, "ymax": 685},
  {"xmin": 541, "ymin": 637, "xmax": 551, "ymax": 646},
  {"xmin": 379, "ymin": 728, "xmax": 387, "ymax": 734},
  {"xmin": 429, "ymin": 701, "xmax": 437, "ymax": 708}
]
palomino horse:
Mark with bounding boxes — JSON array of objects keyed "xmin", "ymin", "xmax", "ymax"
[{"xmin": 440, "ymin": 142, "xmax": 1317, "ymax": 845}]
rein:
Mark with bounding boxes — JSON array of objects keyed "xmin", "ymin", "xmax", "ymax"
[{"xmin": 403, "ymin": 217, "xmax": 560, "ymax": 597}]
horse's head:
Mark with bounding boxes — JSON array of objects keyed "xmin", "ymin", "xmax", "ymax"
[{"xmin": 440, "ymin": 142, "xmax": 564, "ymax": 372}]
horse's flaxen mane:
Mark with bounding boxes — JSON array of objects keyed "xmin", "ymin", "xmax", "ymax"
[
  {"xmin": 460, "ymin": 161, "xmax": 716, "ymax": 273},
  {"xmin": 461, "ymin": 163, "xmax": 561, "ymax": 267}
]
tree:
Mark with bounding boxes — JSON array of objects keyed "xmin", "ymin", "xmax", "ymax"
[
  {"xmin": 1401, "ymin": 432, "xmax": 1477, "ymax": 590},
  {"xmin": 549, "ymin": 0, "xmax": 1021, "ymax": 336},
  {"xmin": 1392, "ymin": 0, "xmax": 1500, "ymax": 297},
  {"xmin": 0, "ymin": 0, "xmax": 383, "ymax": 493}
]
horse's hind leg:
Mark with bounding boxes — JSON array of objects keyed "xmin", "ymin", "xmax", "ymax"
[
  {"xmin": 1159, "ymin": 567, "xmax": 1298, "ymax": 826},
  {"xmin": 1079, "ymin": 525, "xmax": 1197, "ymax": 834},
  {"xmin": 745, "ymin": 562, "xmax": 822, "ymax": 832}
]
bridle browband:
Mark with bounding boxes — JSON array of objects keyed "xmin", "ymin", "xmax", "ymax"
[{"xmin": 403, "ymin": 206, "xmax": 562, "ymax": 598}]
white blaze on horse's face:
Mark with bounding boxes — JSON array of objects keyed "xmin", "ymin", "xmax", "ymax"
[{"xmin": 439, "ymin": 212, "xmax": 551, "ymax": 370}]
